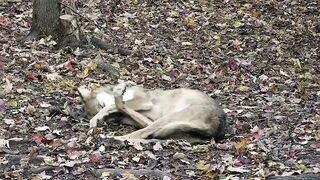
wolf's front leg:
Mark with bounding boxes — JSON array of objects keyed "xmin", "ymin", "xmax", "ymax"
[
  {"xmin": 113, "ymin": 83, "xmax": 153, "ymax": 128},
  {"xmin": 89, "ymin": 104, "xmax": 118, "ymax": 128}
]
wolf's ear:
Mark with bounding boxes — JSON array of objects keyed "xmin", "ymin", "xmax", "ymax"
[{"xmin": 77, "ymin": 86, "xmax": 91, "ymax": 101}]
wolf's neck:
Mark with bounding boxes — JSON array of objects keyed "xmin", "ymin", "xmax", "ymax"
[{"xmin": 96, "ymin": 90, "xmax": 135, "ymax": 107}]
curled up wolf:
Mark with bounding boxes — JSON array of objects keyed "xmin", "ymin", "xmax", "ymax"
[{"xmin": 78, "ymin": 82, "xmax": 227, "ymax": 142}]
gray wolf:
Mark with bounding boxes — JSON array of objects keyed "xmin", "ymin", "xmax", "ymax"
[{"xmin": 78, "ymin": 82, "xmax": 226, "ymax": 141}]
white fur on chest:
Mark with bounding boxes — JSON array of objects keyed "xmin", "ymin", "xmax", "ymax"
[{"xmin": 96, "ymin": 89, "xmax": 135, "ymax": 108}]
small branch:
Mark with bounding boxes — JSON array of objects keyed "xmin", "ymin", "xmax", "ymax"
[
  {"xmin": 267, "ymin": 174, "xmax": 320, "ymax": 180},
  {"xmin": 60, "ymin": 2, "xmax": 119, "ymax": 41},
  {"xmin": 93, "ymin": 168, "xmax": 173, "ymax": 179},
  {"xmin": 90, "ymin": 36, "xmax": 131, "ymax": 56},
  {"xmin": 30, "ymin": 166, "xmax": 57, "ymax": 174},
  {"xmin": 20, "ymin": 30, "xmax": 39, "ymax": 43}
]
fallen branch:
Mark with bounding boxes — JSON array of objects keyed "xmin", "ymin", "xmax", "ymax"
[
  {"xmin": 267, "ymin": 174, "xmax": 320, "ymax": 180},
  {"xmin": 93, "ymin": 168, "xmax": 173, "ymax": 179},
  {"xmin": 90, "ymin": 36, "xmax": 131, "ymax": 56},
  {"xmin": 30, "ymin": 166, "xmax": 57, "ymax": 174}
]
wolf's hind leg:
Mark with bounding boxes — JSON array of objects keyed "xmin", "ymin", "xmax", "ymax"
[{"xmin": 118, "ymin": 106, "xmax": 215, "ymax": 140}]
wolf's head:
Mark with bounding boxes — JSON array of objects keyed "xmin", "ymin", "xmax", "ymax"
[{"xmin": 77, "ymin": 86, "xmax": 115, "ymax": 117}]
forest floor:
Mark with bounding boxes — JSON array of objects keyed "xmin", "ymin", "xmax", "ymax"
[{"xmin": 0, "ymin": 0, "xmax": 319, "ymax": 179}]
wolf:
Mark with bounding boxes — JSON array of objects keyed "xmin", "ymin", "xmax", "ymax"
[{"xmin": 78, "ymin": 82, "xmax": 226, "ymax": 141}]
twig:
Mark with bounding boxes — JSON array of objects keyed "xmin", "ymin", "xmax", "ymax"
[
  {"xmin": 93, "ymin": 168, "xmax": 173, "ymax": 179},
  {"xmin": 30, "ymin": 166, "xmax": 57, "ymax": 174},
  {"xmin": 60, "ymin": 2, "xmax": 120, "ymax": 41}
]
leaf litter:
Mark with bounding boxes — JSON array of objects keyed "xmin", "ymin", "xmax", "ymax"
[{"xmin": 0, "ymin": 0, "xmax": 319, "ymax": 179}]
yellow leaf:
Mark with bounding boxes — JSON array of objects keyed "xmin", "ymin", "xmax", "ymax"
[
  {"xmin": 235, "ymin": 140, "xmax": 248, "ymax": 152},
  {"xmin": 232, "ymin": 39, "xmax": 242, "ymax": 46},
  {"xmin": 91, "ymin": 127, "xmax": 103, "ymax": 135},
  {"xmin": 186, "ymin": 17, "xmax": 196, "ymax": 26},
  {"xmin": 299, "ymin": 72, "xmax": 313, "ymax": 80},
  {"xmin": 76, "ymin": 68, "xmax": 89, "ymax": 79},
  {"xmin": 315, "ymin": 132, "xmax": 320, "ymax": 141},
  {"xmin": 87, "ymin": 62, "xmax": 97, "ymax": 70},
  {"xmin": 205, "ymin": 169, "xmax": 219, "ymax": 178},
  {"xmin": 111, "ymin": 62, "xmax": 120, "ymax": 69},
  {"xmin": 19, "ymin": 95, "xmax": 29, "ymax": 100},
  {"xmin": 101, "ymin": 171, "xmax": 112, "ymax": 177},
  {"xmin": 268, "ymin": 161, "xmax": 285, "ymax": 170},
  {"xmin": 63, "ymin": 80, "xmax": 76, "ymax": 89},
  {"xmin": 297, "ymin": 163, "xmax": 306, "ymax": 170},
  {"xmin": 239, "ymin": 85, "xmax": 250, "ymax": 92},
  {"xmin": 234, "ymin": 21, "xmax": 244, "ymax": 28},
  {"xmin": 269, "ymin": 83, "xmax": 278, "ymax": 93},
  {"xmin": 292, "ymin": 58, "xmax": 302, "ymax": 70},
  {"xmin": 34, "ymin": 62, "xmax": 41, "ymax": 69},
  {"xmin": 213, "ymin": 34, "xmax": 220, "ymax": 40},
  {"xmin": 120, "ymin": 68, "xmax": 130, "ymax": 76},
  {"xmin": 196, "ymin": 161, "xmax": 210, "ymax": 172},
  {"xmin": 8, "ymin": 99, "xmax": 18, "ymax": 107},
  {"xmin": 132, "ymin": 45, "xmax": 139, "ymax": 51},
  {"xmin": 169, "ymin": 11, "xmax": 179, "ymax": 17}
]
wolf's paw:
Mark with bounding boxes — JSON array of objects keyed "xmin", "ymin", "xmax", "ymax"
[
  {"xmin": 113, "ymin": 83, "xmax": 127, "ymax": 97},
  {"xmin": 89, "ymin": 119, "xmax": 98, "ymax": 128}
]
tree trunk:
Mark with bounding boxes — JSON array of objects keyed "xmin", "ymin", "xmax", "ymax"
[
  {"xmin": 22, "ymin": 0, "xmax": 131, "ymax": 55},
  {"xmin": 24, "ymin": 0, "xmax": 63, "ymax": 43}
]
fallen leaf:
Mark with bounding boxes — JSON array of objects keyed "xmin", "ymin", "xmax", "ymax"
[
  {"xmin": 132, "ymin": 156, "xmax": 140, "ymax": 162},
  {"xmin": 89, "ymin": 151, "xmax": 102, "ymax": 165},
  {"xmin": 61, "ymin": 160, "xmax": 79, "ymax": 167},
  {"xmin": 234, "ymin": 21, "xmax": 244, "ymax": 28},
  {"xmin": 40, "ymin": 102, "xmax": 51, "ymax": 108},
  {"xmin": 235, "ymin": 139, "xmax": 248, "ymax": 152},
  {"xmin": 34, "ymin": 126, "xmax": 50, "ymax": 132},
  {"xmin": 186, "ymin": 17, "xmax": 196, "ymax": 26},
  {"xmin": 32, "ymin": 133, "xmax": 44, "ymax": 144},
  {"xmin": 297, "ymin": 163, "xmax": 306, "ymax": 170},
  {"xmin": 87, "ymin": 61, "xmax": 97, "ymax": 70},
  {"xmin": 4, "ymin": 119, "xmax": 15, "ymax": 125},
  {"xmin": 153, "ymin": 142, "xmax": 163, "ymax": 151},
  {"xmin": 239, "ymin": 85, "xmax": 250, "ymax": 92},
  {"xmin": 181, "ymin": 42, "xmax": 193, "ymax": 46},
  {"xmin": 215, "ymin": 143, "xmax": 232, "ymax": 150},
  {"xmin": 196, "ymin": 161, "xmax": 210, "ymax": 172},
  {"xmin": 248, "ymin": 129, "xmax": 264, "ymax": 140},
  {"xmin": 64, "ymin": 61, "xmax": 74, "ymax": 71},
  {"xmin": 76, "ymin": 68, "xmax": 89, "ymax": 79},
  {"xmin": 229, "ymin": 59, "xmax": 239, "ymax": 71},
  {"xmin": 0, "ymin": 16, "xmax": 7, "ymax": 25},
  {"xmin": 310, "ymin": 143, "xmax": 319, "ymax": 149},
  {"xmin": 0, "ymin": 139, "xmax": 10, "ymax": 148},
  {"xmin": 7, "ymin": 99, "xmax": 18, "ymax": 107},
  {"xmin": 101, "ymin": 171, "xmax": 112, "ymax": 177},
  {"xmin": 227, "ymin": 166, "xmax": 249, "ymax": 173},
  {"xmin": 315, "ymin": 132, "xmax": 320, "ymax": 141},
  {"xmin": 25, "ymin": 71, "xmax": 36, "ymax": 81},
  {"xmin": 26, "ymin": 104, "xmax": 36, "ymax": 114},
  {"xmin": 0, "ymin": 99, "xmax": 5, "ymax": 111},
  {"xmin": 173, "ymin": 152, "xmax": 185, "ymax": 159},
  {"xmin": 46, "ymin": 72, "xmax": 62, "ymax": 81},
  {"xmin": 3, "ymin": 78, "xmax": 13, "ymax": 94}
]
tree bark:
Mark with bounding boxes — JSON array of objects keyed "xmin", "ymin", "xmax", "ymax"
[
  {"xmin": 23, "ymin": 0, "xmax": 63, "ymax": 43},
  {"xmin": 22, "ymin": 0, "xmax": 131, "ymax": 55}
]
